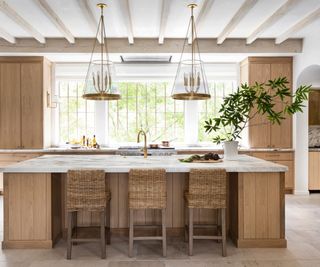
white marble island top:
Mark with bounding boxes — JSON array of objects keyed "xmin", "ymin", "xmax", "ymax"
[{"xmin": 0, "ymin": 154, "xmax": 288, "ymax": 173}]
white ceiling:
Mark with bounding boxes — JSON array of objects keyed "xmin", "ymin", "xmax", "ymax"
[
  {"xmin": 0, "ymin": 0, "xmax": 319, "ymax": 62},
  {"xmin": 1, "ymin": 0, "xmax": 319, "ymax": 39}
]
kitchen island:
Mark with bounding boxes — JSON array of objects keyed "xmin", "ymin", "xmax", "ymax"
[{"xmin": 1, "ymin": 154, "xmax": 287, "ymax": 249}]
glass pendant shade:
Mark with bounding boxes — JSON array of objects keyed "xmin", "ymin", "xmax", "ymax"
[
  {"xmin": 83, "ymin": 3, "xmax": 120, "ymax": 101},
  {"xmin": 171, "ymin": 4, "xmax": 210, "ymax": 100}
]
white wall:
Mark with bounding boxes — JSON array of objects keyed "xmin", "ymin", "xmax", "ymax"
[{"xmin": 294, "ymin": 33, "xmax": 320, "ymax": 195}]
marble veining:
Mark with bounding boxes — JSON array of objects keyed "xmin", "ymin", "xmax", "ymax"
[
  {"xmin": 0, "ymin": 154, "xmax": 288, "ymax": 173},
  {"xmin": 309, "ymin": 125, "xmax": 320, "ymax": 147}
]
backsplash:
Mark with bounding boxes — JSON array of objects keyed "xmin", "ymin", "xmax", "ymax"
[{"xmin": 309, "ymin": 125, "xmax": 320, "ymax": 147}]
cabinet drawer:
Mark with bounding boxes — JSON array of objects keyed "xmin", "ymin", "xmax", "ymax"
[{"xmin": 251, "ymin": 152, "xmax": 293, "ymax": 161}]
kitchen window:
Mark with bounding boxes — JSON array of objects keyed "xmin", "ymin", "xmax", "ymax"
[
  {"xmin": 108, "ymin": 82, "xmax": 184, "ymax": 144},
  {"xmin": 54, "ymin": 63, "xmax": 238, "ymax": 146},
  {"xmin": 58, "ymin": 80, "xmax": 95, "ymax": 143}
]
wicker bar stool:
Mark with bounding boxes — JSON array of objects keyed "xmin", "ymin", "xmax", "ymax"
[
  {"xmin": 128, "ymin": 168, "xmax": 167, "ymax": 257},
  {"xmin": 184, "ymin": 168, "xmax": 227, "ymax": 257},
  {"xmin": 66, "ymin": 169, "xmax": 111, "ymax": 259}
]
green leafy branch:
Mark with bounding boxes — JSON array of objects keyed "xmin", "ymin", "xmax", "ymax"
[{"xmin": 204, "ymin": 77, "xmax": 311, "ymax": 144}]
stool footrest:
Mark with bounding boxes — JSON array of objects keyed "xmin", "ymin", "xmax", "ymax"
[
  {"xmin": 193, "ymin": 235, "xmax": 223, "ymax": 240},
  {"xmin": 71, "ymin": 238, "xmax": 101, "ymax": 243},
  {"xmin": 133, "ymin": 236, "xmax": 164, "ymax": 241},
  {"xmin": 134, "ymin": 224, "xmax": 162, "ymax": 229}
]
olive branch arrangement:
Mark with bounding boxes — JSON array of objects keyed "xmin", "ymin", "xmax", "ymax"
[{"xmin": 204, "ymin": 77, "xmax": 310, "ymax": 144}]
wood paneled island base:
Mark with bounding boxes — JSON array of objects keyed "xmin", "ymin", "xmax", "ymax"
[{"xmin": 2, "ymin": 171, "xmax": 286, "ymax": 249}]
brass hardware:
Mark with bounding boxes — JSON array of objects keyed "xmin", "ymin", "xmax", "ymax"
[
  {"xmin": 187, "ymin": 3, "xmax": 197, "ymax": 8},
  {"xmin": 83, "ymin": 93, "xmax": 121, "ymax": 100},
  {"xmin": 97, "ymin": 3, "xmax": 107, "ymax": 8},
  {"xmin": 137, "ymin": 129, "xmax": 148, "ymax": 158},
  {"xmin": 82, "ymin": 2, "xmax": 120, "ymax": 101},
  {"xmin": 172, "ymin": 92, "xmax": 210, "ymax": 100},
  {"xmin": 47, "ymin": 91, "xmax": 58, "ymax": 108}
]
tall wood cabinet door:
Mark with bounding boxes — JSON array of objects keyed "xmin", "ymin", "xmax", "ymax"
[
  {"xmin": 21, "ymin": 63, "xmax": 43, "ymax": 148},
  {"xmin": 0, "ymin": 63, "xmax": 21, "ymax": 148},
  {"xmin": 248, "ymin": 63, "xmax": 271, "ymax": 148},
  {"xmin": 309, "ymin": 152, "xmax": 320, "ymax": 190},
  {"xmin": 309, "ymin": 90, "xmax": 320, "ymax": 125},
  {"xmin": 270, "ymin": 63, "xmax": 292, "ymax": 148}
]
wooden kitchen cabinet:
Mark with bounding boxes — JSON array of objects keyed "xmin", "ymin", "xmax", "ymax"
[
  {"xmin": 0, "ymin": 63, "xmax": 21, "ymax": 149},
  {"xmin": 309, "ymin": 151, "xmax": 320, "ymax": 190},
  {"xmin": 0, "ymin": 153, "xmax": 42, "ymax": 194},
  {"xmin": 251, "ymin": 151, "xmax": 294, "ymax": 192},
  {"xmin": 270, "ymin": 63, "xmax": 292, "ymax": 148},
  {"xmin": 0, "ymin": 57, "xmax": 51, "ymax": 149},
  {"xmin": 240, "ymin": 57, "xmax": 293, "ymax": 149},
  {"xmin": 247, "ymin": 63, "xmax": 271, "ymax": 148},
  {"xmin": 309, "ymin": 90, "xmax": 320, "ymax": 125}
]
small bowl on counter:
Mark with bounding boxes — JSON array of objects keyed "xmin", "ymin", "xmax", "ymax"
[
  {"xmin": 161, "ymin": 141, "xmax": 170, "ymax": 147},
  {"xmin": 149, "ymin": 143, "xmax": 159, "ymax": 149}
]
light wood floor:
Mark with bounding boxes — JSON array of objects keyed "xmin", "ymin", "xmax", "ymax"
[{"xmin": 0, "ymin": 194, "xmax": 320, "ymax": 267}]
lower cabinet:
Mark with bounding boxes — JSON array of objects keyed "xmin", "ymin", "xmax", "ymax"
[
  {"xmin": 0, "ymin": 153, "xmax": 42, "ymax": 193},
  {"xmin": 309, "ymin": 151, "xmax": 320, "ymax": 190},
  {"xmin": 251, "ymin": 152, "xmax": 295, "ymax": 192}
]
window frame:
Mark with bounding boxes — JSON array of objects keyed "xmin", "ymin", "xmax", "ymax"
[{"xmin": 53, "ymin": 63, "xmax": 239, "ymax": 147}]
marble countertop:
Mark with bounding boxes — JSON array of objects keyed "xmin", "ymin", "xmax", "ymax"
[
  {"xmin": 309, "ymin": 148, "xmax": 320, "ymax": 152},
  {"xmin": 0, "ymin": 147, "xmax": 295, "ymax": 153},
  {"xmin": 0, "ymin": 154, "xmax": 288, "ymax": 173}
]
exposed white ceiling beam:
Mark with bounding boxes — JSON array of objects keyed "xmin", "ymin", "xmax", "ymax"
[
  {"xmin": 78, "ymin": 0, "xmax": 97, "ymax": 34},
  {"xmin": 118, "ymin": 0, "xmax": 134, "ymax": 44},
  {"xmin": 0, "ymin": 0, "xmax": 45, "ymax": 43},
  {"xmin": 34, "ymin": 0, "xmax": 74, "ymax": 43},
  {"xmin": 159, "ymin": 0, "xmax": 170, "ymax": 44},
  {"xmin": 0, "ymin": 38, "xmax": 303, "ymax": 53},
  {"xmin": 217, "ymin": 0, "xmax": 258, "ymax": 44},
  {"xmin": 247, "ymin": 0, "xmax": 300, "ymax": 44},
  {"xmin": 0, "ymin": 27, "xmax": 15, "ymax": 43},
  {"xmin": 276, "ymin": 7, "xmax": 320, "ymax": 44},
  {"xmin": 188, "ymin": 0, "xmax": 216, "ymax": 44}
]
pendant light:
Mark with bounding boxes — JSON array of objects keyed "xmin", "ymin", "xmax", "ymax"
[
  {"xmin": 171, "ymin": 4, "xmax": 210, "ymax": 100},
  {"xmin": 83, "ymin": 3, "xmax": 120, "ymax": 100}
]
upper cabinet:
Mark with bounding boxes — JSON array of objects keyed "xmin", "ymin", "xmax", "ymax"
[
  {"xmin": 0, "ymin": 57, "xmax": 51, "ymax": 149},
  {"xmin": 240, "ymin": 57, "xmax": 293, "ymax": 149}
]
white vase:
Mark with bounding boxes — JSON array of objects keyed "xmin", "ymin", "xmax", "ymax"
[{"xmin": 223, "ymin": 141, "xmax": 239, "ymax": 160}]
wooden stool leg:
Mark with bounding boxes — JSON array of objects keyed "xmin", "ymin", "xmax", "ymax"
[
  {"xmin": 184, "ymin": 205, "xmax": 188, "ymax": 242},
  {"xmin": 221, "ymin": 208, "xmax": 227, "ymax": 257},
  {"xmin": 107, "ymin": 201, "xmax": 111, "ymax": 245},
  {"xmin": 67, "ymin": 211, "xmax": 73, "ymax": 260},
  {"xmin": 161, "ymin": 208, "xmax": 167, "ymax": 257},
  {"xmin": 188, "ymin": 208, "xmax": 193, "ymax": 256},
  {"xmin": 73, "ymin": 212, "xmax": 78, "ymax": 246},
  {"xmin": 100, "ymin": 209, "xmax": 106, "ymax": 259},
  {"xmin": 129, "ymin": 209, "xmax": 134, "ymax": 257}
]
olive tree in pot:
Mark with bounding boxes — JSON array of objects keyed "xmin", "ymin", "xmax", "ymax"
[{"xmin": 204, "ymin": 77, "xmax": 310, "ymax": 160}]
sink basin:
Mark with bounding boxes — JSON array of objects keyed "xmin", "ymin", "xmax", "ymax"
[{"xmin": 116, "ymin": 148, "xmax": 176, "ymax": 156}]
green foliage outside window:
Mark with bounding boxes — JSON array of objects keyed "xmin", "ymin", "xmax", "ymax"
[{"xmin": 108, "ymin": 82, "xmax": 184, "ymax": 143}]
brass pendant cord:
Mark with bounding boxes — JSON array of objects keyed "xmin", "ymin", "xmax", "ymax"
[
  {"xmin": 101, "ymin": 7, "xmax": 112, "ymax": 93},
  {"xmin": 171, "ymin": 4, "xmax": 210, "ymax": 100},
  {"xmin": 83, "ymin": 3, "xmax": 118, "ymax": 99}
]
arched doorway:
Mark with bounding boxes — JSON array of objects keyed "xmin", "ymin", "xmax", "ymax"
[{"xmin": 295, "ymin": 65, "xmax": 320, "ymax": 194}]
